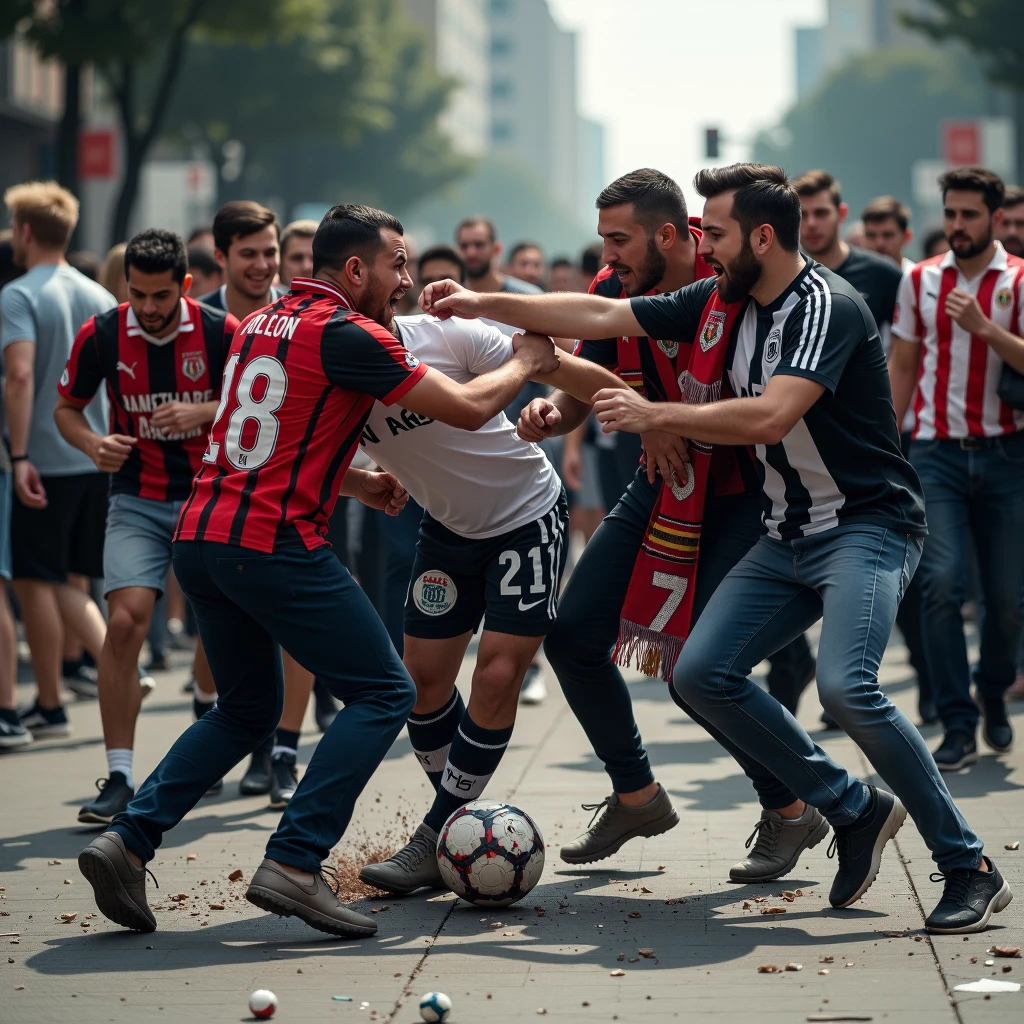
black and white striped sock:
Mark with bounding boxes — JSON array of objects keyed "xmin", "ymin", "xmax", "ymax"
[{"xmin": 406, "ymin": 689, "xmax": 465, "ymax": 790}]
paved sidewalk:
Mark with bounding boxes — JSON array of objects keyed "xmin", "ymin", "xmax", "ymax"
[{"xmin": 1, "ymin": 633, "xmax": 1021, "ymax": 1023}]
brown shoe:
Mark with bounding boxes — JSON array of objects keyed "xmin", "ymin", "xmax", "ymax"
[
  {"xmin": 78, "ymin": 831, "xmax": 157, "ymax": 932},
  {"xmin": 245, "ymin": 858, "xmax": 377, "ymax": 939}
]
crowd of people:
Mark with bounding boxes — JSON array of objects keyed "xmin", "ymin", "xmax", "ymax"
[{"xmin": 1, "ymin": 157, "xmax": 1022, "ymax": 940}]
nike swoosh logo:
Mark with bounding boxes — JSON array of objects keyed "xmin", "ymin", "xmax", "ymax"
[{"xmin": 518, "ymin": 598, "xmax": 545, "ymax": 611}]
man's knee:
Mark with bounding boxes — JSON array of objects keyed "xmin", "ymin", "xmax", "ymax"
[
  {"xmin": 470, "ymin": 653, "xmax": 524, "ymax": 717},
  {"xmin": 106, "ymin": 602, "xmax": 148, "ymax": 652}
]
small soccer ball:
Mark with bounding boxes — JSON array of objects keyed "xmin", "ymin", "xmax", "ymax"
[
  {"xmin": 248, "ymin": 989, "xmax": 277, "ymax": 1019},
  {"xmin": 437, "ymin": 800, "xmax": 545, "ymax": 907},
  {"xmin": 418, "ymin": 990, "xmax": 452, "ymax": 1022}
]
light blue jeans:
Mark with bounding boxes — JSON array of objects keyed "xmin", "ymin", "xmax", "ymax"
[{"xmin": 672, "ymin": 522, "xmax": 983, "ymax": 872}]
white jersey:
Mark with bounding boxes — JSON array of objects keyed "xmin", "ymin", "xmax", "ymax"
[{"xmin": 359, "ymin": 314, "xmax": 561, "ymax": 540}]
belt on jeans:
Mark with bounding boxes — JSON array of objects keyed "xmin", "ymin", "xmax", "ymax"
[{"xmin": 953, "ymin": 436, "xmax": 998, "ymax": 451}]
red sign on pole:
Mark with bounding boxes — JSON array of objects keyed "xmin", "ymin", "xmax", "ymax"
[
  {"xmin": 79, "ymin": 130, "xmax": 115, "ymax": 179},
  {"xmin": 943, "ymin": 121, "xmax": 980, "ymax": 167}
]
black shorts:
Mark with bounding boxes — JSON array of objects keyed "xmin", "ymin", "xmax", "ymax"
[
  {"xmin": 12, "ymin": 472, "xmax": 108, "ymax": 581},
  {"xmin": 405, "ymin": 491, "xmax": 569, "ymax": 639}
]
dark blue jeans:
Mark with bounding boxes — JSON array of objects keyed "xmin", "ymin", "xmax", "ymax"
[
  {"xmin": 910, "ymin": 432, "xmax": 1024, "ymax": 734},
  {"xmin": 544, "ymin": 469, "xmax": 797, "ymax": 809},
  {"xmin": 672, "ymin": 524, "xmax": 982, "ymax": 872},
  {"xmin": 377, "ymin": 499, "xmax": 423, "ymax": 656},
  {"xmin": 111, "ymin": 533, "xmax": 416, "ymax": 873}
]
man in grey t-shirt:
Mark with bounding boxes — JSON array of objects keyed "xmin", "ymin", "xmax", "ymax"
[{"xmin": 1, "ymin": 182, "xmax": 115, "ymax": 738}]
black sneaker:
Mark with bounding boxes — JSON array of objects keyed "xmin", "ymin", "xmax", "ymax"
[
  {"xmin": 932, "ymin": 730, "xmax": 978, "ymax": 772},
  {"xmin": 144, "ymin": 654, "xmax": 170, "ymax": 673},
  {"xmin": 925, "ymin": 858, "xmax": 1014, "ymax": 933},
  {"xmin": 980, "ymin": 697, "xmax": 1013, "ymax": 753},
  {"xmin": 827, "ymin": 786, "xmax": 906, "ymax": 908},
  {"xmin": 313, "ymin": 678, "xmax": 338, "ymax": 733},
  {"xmin": 78, "ymin": 773, "xmax": 135, "ymax": 825},
  {"xmin": 19, "ymin": 701, "xmax": 71, "ymax": 737},
  {"xmin": 269, "ymin": 753, "xmax": 299, "ymax": 810},
  {"xmin": 0, "ymin": 715, "xmax": 32, "ymax": 750},
  {"xmin": 239, "ymin": 746, "xmax": 272, "ymax": 796}
]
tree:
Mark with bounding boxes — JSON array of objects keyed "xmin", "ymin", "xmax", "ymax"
[
  {"xmin": 159, "ymin": 0, "xmax": 470, "ymax": 218},
  {"xmin": 1, "ymin": 0, "xmax": 326, "ymax": 245}
]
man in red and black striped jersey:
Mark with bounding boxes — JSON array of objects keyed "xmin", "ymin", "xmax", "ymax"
[
  {"xmin": 78, "ymin": 204, "xmax": 559, "ymax": 939},
  {"xmin": 425, "ymin": 170, "xmax": 825, "ymax": 885},
  {"xmin": 55, "ymin": 229, "xmax": 235, "ymax": 825}
]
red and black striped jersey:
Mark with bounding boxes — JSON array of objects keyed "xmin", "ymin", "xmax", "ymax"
[
  {"xmin": 174, "ymin": 277, "xmax": 427, "ymax": 553},
  {"xmin": 574, "ymin": 220, "xmax": 759, "ymax": 498},
  {"xmin": 58, "ymin": 297, "xmax": 236, "ymax": 501}
]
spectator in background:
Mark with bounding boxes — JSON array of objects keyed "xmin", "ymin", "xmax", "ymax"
[
  {"xmin": 862, "ymin": 195, "xmax": 915, "ymax": 272},
  {"xmin": 279, "ymin": 219, "xmax": 317, "ymax": 287},
  {"xmin": 580, "ymin": 242, "xmax": 603, "ymax": 282},
  {"xmin": 418, "ymin": 244, "xmax": 465, "ymax": 288},
  {"xmin": 997, "ymin": 183, "xmax": 1024, "ymax": 257},
  {"xmin": 922, "ymin": 226, "xmax": 951, "ymax": 259},
  {"xmin": 506, "ymin": 241, "xmax": 546, "ymax": 289},
  {"xmin": 187, "ymin": 225, "xmax": 215, "ymax": 251},
  {"xmin": 0, "ymin": 230, "xmax": 27, "ymax": 749},
  {"xmin": 1, "ymin": 181, "xmax": 115, "ymax": 738},
  {"xmin": 455, "ymin": 216, "xmax": 542, "ymax": 296},
  {"xmin": 186, "ymin": 246, "xmax": 221, "ymax": 298},
  {"xmin": 548, "ymin": 257, "xmax": 581, "ymax": 292},
  {"xmin": 845, "ymin": 219, "xmax": 866, "ymax": 247},
  {"xmin": 99, "ymin": 243, "xmax": 128, "ymax": 303},
  {"xmin": 67, "ymin": 251, "xmax": 100, "ymax": 281}
]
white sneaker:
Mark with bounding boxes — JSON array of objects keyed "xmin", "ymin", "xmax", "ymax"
[
  {"xmin": 139, "ymin": 674, "xmax": 157, "ymax": 701},
  {"xmin": 0, "ymin": 716, "xmax": 32, "ymax": 750},
  {"xmin": 519, "ymin": 663, "xmax": 548, "ymax": 705}
]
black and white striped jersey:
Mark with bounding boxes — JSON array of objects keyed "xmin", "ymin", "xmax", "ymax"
[{"xmin": 631, "ymin": 259, "xmax": 926, "ymax": 541}]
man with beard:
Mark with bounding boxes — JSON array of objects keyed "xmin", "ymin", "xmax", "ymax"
[
  {"xmin": 78, "ymin": 204, "xmax": 561, "ymax": 938},
  {"xmin": 889, "ymin": 167, "xmax": 1024, "ymax": 773},
  {"xmin": 456, "ymin": 217, "xmax": 542, "ymax": 296},
  {"xmin": 998, "ymin": 184, "xmax": 1024, "ymax": 257},
  {"xmin": 424, "ymin": 163, "xmax": 1013, "ymax": 935},
  {"xmin": 422, "ymin": 169, "xmax": 831, "ymax": 888}
]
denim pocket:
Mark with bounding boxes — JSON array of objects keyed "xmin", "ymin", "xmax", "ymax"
[{"xmin": 996, "ymin": 431, "xmax": 1024, "ymax": 465}]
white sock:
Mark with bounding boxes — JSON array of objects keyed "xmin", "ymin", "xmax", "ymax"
[
  {"xmin": 106, "ymin": 748, "xmax": 134, "ymax": 789},
  {"xmin": 193, "ymin": 687, "xmax": 217, "ymax": 705},
  {"xmin": 271, "ymin": 745, "xmax": 297, "ymax": 760}
]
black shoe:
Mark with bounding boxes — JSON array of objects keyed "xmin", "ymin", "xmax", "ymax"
[
  {"xmin": 19, "ymin": 701, "xmax": 71, "ymax": 737},
  {"xmin": 313, "ymin": 678, "xmax": 338, "ymax": 733},
  {"xmin": 78, "ymin": 773, "xmax": 135, "ymax": 825},
  {"xmin": 0, "ymin": 715, "xmax": 32, "ymax": 750},
  {"xmin": 925, "ymin": 857, "xmax": 1014, "ymax": 933},
  {"xmin": 239, "ymin": 749, "xmax": 272, "ymax": 796},
  {"xmin": 269, "ymin": 752, "xmax": 299, "ymax": 810},
  {"xmin": 980, "ymin": 697, "xmax": 1013, "ymax": 753},
  {"xmin": 181, "ymin": 677, "xmax": 196, "ymax": 695},
  {"xmin": 203, "ymin": 777, "xmax": 224, "ymax": 797},
  {"xmin": 932, "ymin": 730, "xmax": 978, "ymax": 772},
  {"xmin": 827, "ymin": 786, "xmax": 906, "ymax": 908},
  {"xmin": 144, "ymin": 654, "xmax": 170, "ymax": 673},
  {"xmin": 64, "ymin": 665, "xmax": 99, "ymax": 700}
]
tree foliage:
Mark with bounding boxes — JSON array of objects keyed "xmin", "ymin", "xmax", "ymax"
[{"xmin": 904, "ymin": 0, "xmax": 1024, "ymax": 91}]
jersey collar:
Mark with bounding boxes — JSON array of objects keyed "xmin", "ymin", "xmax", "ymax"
[
  {"xmin": 290, "ymin": 276, "xmax": 353, "ymax": 309},
  {"xmin": 940, "ymin": 239, "xmax": 1008, "ymax": 274},
  {"xmin": 126, "ymin": 297, "xmax": 194, "ymax": 346}
]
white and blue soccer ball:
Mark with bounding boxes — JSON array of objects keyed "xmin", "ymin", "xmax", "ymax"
[
  {"xmin": 436, "ymin": 799, "xmax": 545, "ymax": 908},
  {"xmin": 418, "ymin": 990, "xmax": 452, "ymax": 1022}
]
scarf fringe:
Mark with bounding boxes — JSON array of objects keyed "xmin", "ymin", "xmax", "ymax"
[
  {"xmin": 678, "ymin": 371, "xmax": 722, "ymax": 406},
  {"xmin": 612, "ymin": 618, "xmax": 685, "ymax": 683}
]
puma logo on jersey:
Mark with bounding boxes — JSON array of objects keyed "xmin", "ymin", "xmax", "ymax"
[{"xmin": 117, "ymin": 360, "xmax": 138, "ymax": 380}]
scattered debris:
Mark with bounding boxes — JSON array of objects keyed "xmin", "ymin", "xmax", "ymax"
[
  {"xmin": 953, "ymin": 979, "xmax": 1020, "ymax": 994},
  {"xmin": 536, "ymin": 1009, "xmax": 547, "ymax": 1015},
  {"xmin": 657, "ymin": 865, "xmax": 665, "ymax": 870},
  {"xmin": 785, "ymin": 963, "xmax": 803, "ymax": 971},
  {"xmin": 370, "ymin": 906, "xmax": 389, "ymax": 914},
  {"xmin": 1002, "ymin": 966, "xmax": 1013, "ymax": 974},
  {"xmin": 627, "ymin": 912, "xmax": 641, "ymax": 919},
  {"xmin": 640, "ymin": 886, "xmax": 653, "ymax": 894},
  {"xmin": 186, "ymin": 853, "xmax": 197, "ymax": 862},
  {"xmin": 881, "ymin": 930, "xmax": 910, "ymax": 938},
  {"xmin": 761, "ymin": 907, "xmax": 786, "ymax": 915},
  {"xmin": 208, "ymin": 903, "xmax": 225, "ymax": 911},
  {"xmin": 169, "ymin": 894, "xmax": 188, "ymax": 903},
  {"xmin": 60, "ymin": 913, "xmax": 77, "ymax": 922},
  {"xmin": 806, "ymin": 1016, "xmax": 873, "ymax": 1022},
  {"xmin": 628, "ymin": 957, "xmax": 639, "ymax": 963},
  {"xmin": 664, "ymin": 897, "xmax": 686, "ymax": 905},
  {"xmin": 331, "ymin": 996, "xmax": 352, "ymax": 1002},
  {"xmin": 845, "ymin": 962, "xmax": 854, "ymax": 968},
  {"xmin": 488, "ymin": 921, "xmax": 503, "ymax": 928},
  {"xmin": 781, "ymin": 890, "xmax": 799, "ymax": 900},
  {"xmin": 582, "ymin": 1001, "xmax": 590, "ymax": 1007},
  {"xmin": 49, "ymin": 860, "xmax": 61, "ymax": 865},
  {"xmin": 610, "ymin": 969, "xmax": 625, "ymax": 977},
  {"xmin": 616, "ymin": 953, "xmax": 625, "ymax": 962},
  {"xmin": 63, "ymin": 879, "xmax": 72, "ymax": 885},
  {"xmin": 80, "ymin": 921, "xmax": 89, "ymax": 928},
  {"xmin": 638, "ymin": 948, "xmax": 655, "ymax": 959},
  {"xmin": 818, "ymin": 969, "xmax": 830, "ymax": 975},
  {"xmin": 14, "ymin": 985, "xmax": 24, "ymax": 991},
  {"xmin": 758, "ymin": 965, "xmax": 780, "ymax": 973},
  {"xmin": 228, "ymin": 869, "xmax": 244, "ymax": 882},
  {"xmin": 1005, "ymin": 842, "xmax": 1019, "ymax": 851},
  {"xmin": 985, "ymin": 960, "xmax": 995, "ymax": 967},
  {"xmin": 987, "ymin": 946, "xmax": 1021, "ymax": 958},
  {"xmin": 819, "ymin": 956, "xmax": 835, "ymax": 964},
  {"xmin": 742, "ymin": 902, "xmax": 751, "ymax": 910}
]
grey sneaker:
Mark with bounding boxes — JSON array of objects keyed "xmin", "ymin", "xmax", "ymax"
[
  {"xmin": 729, "ymin": 805, "xmax": 830, "ymax": 883},
  {"xmin": 78, "ymin": 831, "xmax": 157, "ymax": 932},
  {"xmin": 358, "ymin": 823, "xmax": 445, "ymax": 895},
  {"xmin": 559, "ymin": 785, "xmax": 679, "ymax": 864},
  {"xmin": 269, "ymin": 752, "xmax": 299, "ymax": 810},
  {"xmin": 246, "ymin": 859, "xmax": 376, "ymax": 939}
]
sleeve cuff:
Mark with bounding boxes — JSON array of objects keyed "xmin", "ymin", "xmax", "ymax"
[
  {"xmin": 380, "ymin": 361, "xmax": 428, "ymax": 406},
  {"xmin": 891, "ymin": 329, "xmax": 921, "ymax": 344},
  {"xmin": 56, "ymin": 387, "xmax": 91, "ymax": 407},
  {"xmin": 773, "ymin": 364, "xmax": 838, "ymax": 395}
]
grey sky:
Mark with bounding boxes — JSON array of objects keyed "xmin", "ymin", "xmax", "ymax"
[{"xmin": 547, "ymin": 0, "xmax": 826, "ymax": 209}]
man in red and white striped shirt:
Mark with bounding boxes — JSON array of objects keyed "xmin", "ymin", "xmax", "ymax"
[{"xmin": 890, "ymin": 166, "xmax": 1024, "ymax": 773}]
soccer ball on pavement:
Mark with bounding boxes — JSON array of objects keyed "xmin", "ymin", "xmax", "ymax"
[{"xmin": 437, "ymin": 799, "xmax": 545, "ymax": 907}]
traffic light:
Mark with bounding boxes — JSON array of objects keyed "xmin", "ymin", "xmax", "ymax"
[{"xmin": 705, "ymin": 127, "xmax": 720, "ymax": 161}]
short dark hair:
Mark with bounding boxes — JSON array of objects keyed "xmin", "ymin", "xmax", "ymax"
[
  {"xmin": 793, "ymin": 169, "xmax": 842, "ymax": 207},
  {"xmin": 124, "ymin": 228, "xmax": 188, "ymax": 283},
  {"xmin": 922, "ymin": 226, "xmax": 949, "ymax": 258},
  {"xmin": 187, "ymin": 225, "xmax": 212, "ymax": 244},
  {"xmin": 0, "ymin": 229, "xmax": 24, "ymax": 289},
  {"xmin": 862, "ymin": 195, "xmax": 911, "ymax": 232},
  {"xmin": 212, "ymin": 201, "xmax": 280, "ymax": 255},
  {"xmin": 694, "ymin": 163, "xmax": 802, "ymax": 252},
  {"xmin": 455, "ymin": 216, "xmax": 497, "ymax": 243},
  {"xmin": 281, "ymin": 218, "xmax": 319, "ymax": 255},
  {"xmin": 1003, "ymin": 184, "xmax": 1024, "ymax": 209},
  {"xmin": 418, "ymin": 244, "xmax": 465, "ymax": 283},
  {"xmin": 938, "ymin": 166, "xmax": 1005, "ymax": 212},
  {"xmin": 187, "ymin": 245, "xmax": 220, "ymax": 276},
  {"xmin": 580, "ymin": 242, "xmax": 603, "ymax": 277},
  {"xmin": 550, "ymin": 257, "xmax": 573, "ymax": 270},
  {"xmin": 596, "ymin": 168, "xmax": 688, "ymax": 233},
  {"xmin": 508, "ymin": 241, "xmax": 542, "ymax": 261},
  {"xmin": 312, "ymin": 204, "xmax": 403, "ymax": 276}
]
